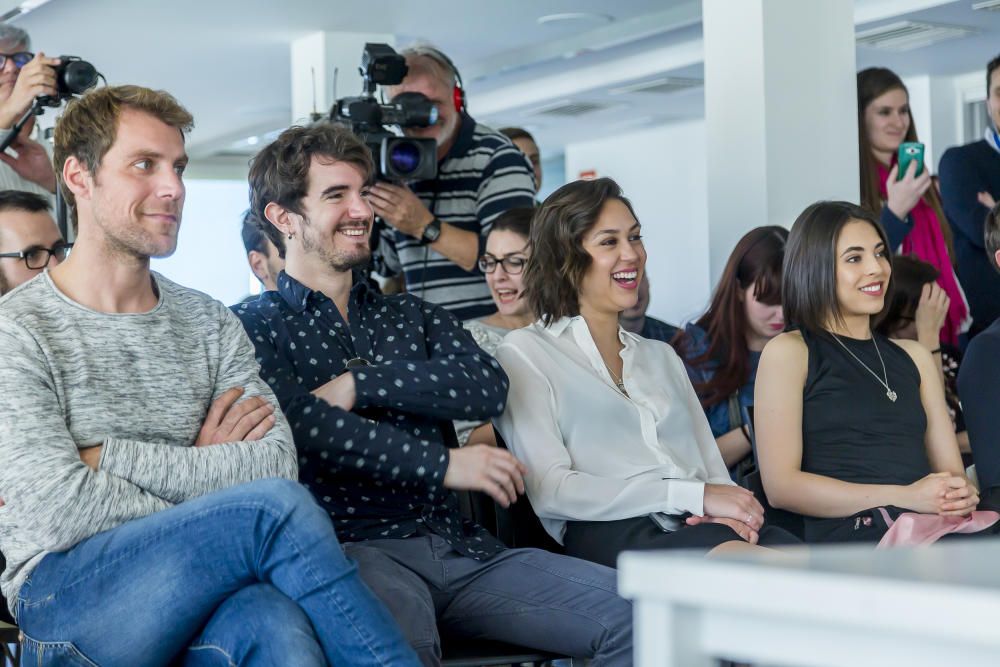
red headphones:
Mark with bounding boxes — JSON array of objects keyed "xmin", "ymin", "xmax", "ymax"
[{"xmin": 419, "ymin": 47, "xmax": 466, "ymax": 114}]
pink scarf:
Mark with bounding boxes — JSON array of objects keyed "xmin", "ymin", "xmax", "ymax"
[
  {"xmin": 876, "ymin": 508, "xmax": 999, "ymax": 548},
  {"xmin": 877, "ymin": 162, "xmax": 970, "ymax": 345}
]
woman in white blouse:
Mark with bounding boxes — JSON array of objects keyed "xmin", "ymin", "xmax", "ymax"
[{"xmin": 494, "ymin": 178, "xmax": 799, "ymax": 567}]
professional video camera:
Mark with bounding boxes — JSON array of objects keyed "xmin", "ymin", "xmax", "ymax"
[{"xmin": 330, "ymin": 43, "xmax": 438, "ymax": 181}]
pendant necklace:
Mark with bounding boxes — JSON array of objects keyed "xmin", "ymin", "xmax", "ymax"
[
  {"xmin": 604, "ymin": 362, "xmax": 628, "ymax": 396},
  {"xmin": 829, "ymin": 331, "xmax": 897, "ymax": 402}
]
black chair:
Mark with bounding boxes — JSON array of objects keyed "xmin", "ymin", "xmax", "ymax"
[{"xmin": 740, "ymin": 468, "xmax": 805, "ymax": 540}]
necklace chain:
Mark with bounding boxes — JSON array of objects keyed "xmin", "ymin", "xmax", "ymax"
[
  {"xmin": 603, "ymin": 361, "xmax": 628, "ymax": 395},
  {"xmin": 829, "ymin": 331, "xmax": 897, "ymax": 402}
]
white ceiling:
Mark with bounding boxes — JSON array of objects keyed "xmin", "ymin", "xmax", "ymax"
[{"xmin": 13, "ymin": 0, "xmax": 1000, "ymax": 167}]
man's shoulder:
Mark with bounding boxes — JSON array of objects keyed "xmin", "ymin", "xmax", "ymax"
[
  {"xmin": 446, "ymin": 121, "xmax": 522, "ymax": 164},
  {"xmin": 942, "ymin": 139, "xmax": 991, "ymax": 165},
  {"xmin": 154, "ymin": 273, "xmax": 230, "ymax": 319},
  {"xmin": 966, "ymin": 319, "xmax": 1000, "ymax": 360},
  {"xmin": 230, "ymin": 291, "xmax": 287, "ymax": 327}
]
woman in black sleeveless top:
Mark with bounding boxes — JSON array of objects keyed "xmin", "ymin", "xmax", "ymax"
[{"xmin": 754, "ymin": 201, "xmax": 985, "ymax": 544}]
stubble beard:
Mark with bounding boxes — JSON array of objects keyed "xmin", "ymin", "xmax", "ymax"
[{"xmin": 300, "ymin": 216, "xmax": 371, "ymax": 273}]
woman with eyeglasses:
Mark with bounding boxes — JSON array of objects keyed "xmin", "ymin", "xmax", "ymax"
[
  {"xmin": 454, "ymin": 207, "xmax": 535, "ymax": 447},
  {"xmin": 494, "ymin": 179, "xmax": 799, "ymax": 568}
]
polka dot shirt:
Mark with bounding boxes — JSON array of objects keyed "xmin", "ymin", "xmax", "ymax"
[{"xmin": 233, "ymin": 271, "xmax": 508, "ymax": 559}]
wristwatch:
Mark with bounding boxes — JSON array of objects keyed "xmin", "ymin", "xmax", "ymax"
[{"xmin": 420, "ymin": 217, "xmax": 442, "ymax": 244}]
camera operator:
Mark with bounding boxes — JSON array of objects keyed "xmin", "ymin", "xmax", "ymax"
[
  {"xmin": 0, "ymin": 25, "xmax": 59, "ymax": 199},
  {"xmin": 368, "ymin": 44, "xmax": 535, "ymax": 321}
]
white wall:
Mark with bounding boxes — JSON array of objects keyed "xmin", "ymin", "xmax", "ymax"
[
  {"xmin": 152, "ymin": 179, "xmax": 253, "ymax": 306},
  {"xmin": 564, "ymin": 120, "xmax": 710, "ymax": 326}
]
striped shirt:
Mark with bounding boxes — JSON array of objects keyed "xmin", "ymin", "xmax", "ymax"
[{"xmin": 373, "ymin": 115, "xmax": 535, "ymax": 321}]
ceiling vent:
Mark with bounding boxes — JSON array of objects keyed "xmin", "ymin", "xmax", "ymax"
[
  {"xmin": 529, "ymin": 100, "xmax": 610, "ymax": 117},
  {"xmin": 855, "ymin": 21, "xmax": 978, "ymax": 52},
  {"xmin": 972, "ymin": 1, "xmax": 1000, "ymax": 11},
  {"xmin": 610, "ymin": 77, "xmax": 703, "ymax": 96}
]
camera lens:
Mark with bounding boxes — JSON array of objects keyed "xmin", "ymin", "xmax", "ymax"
[{"xmin": 387, "ymin": 141, "xmax": 422, "ymax": 175}]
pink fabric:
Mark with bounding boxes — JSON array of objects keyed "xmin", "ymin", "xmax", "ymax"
[
  {"xmin": 877, "ymin": 162, "xmax": 969, "ymax": 346},
  {"xmin": 875, "ymin": 508, "xmax": 1000, "ymax": 548}
]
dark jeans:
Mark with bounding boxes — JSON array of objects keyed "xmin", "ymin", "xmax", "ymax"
[
  {"xmin": 15, "ymin": 479, "xmax": 420, "ymax": 667},
  {"xmin": 345, "ymin": 534, "xmax": 632, "ymax": 666}
]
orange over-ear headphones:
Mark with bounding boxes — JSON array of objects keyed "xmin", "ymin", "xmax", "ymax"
[{"xmin": 410, "ymin": 45, "xmax": 466, "ymax": 115}]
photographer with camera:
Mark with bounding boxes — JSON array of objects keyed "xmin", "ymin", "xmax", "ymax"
[
  {"xmin": 368, "ymin": 45, "xmax": 535, "ymax": 321},
  {"xmin": 0, "ymin": 25, "xmax": 59, "ymax": 199}
]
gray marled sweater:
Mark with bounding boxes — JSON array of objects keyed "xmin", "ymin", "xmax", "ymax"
[{"xmin": 0, "ymin": 272, "xmax": 297, "ymax": 614}]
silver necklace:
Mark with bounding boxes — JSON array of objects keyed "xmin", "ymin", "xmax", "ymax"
[
  {"xmin": 829, "ymin": 331, "xmax": 897, "ymax": 402},
  {"xmin": 603, "ymin": 362, "xmax": 628, "ymax": 395}
]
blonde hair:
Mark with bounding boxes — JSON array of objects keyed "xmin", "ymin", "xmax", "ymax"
[{"xmin": 53, "ymin": 85, "xmax": 194, "ymax": 224}]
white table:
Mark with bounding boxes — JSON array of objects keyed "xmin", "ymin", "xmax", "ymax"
[{"xmin": 619, "ymin": 540, "xmax": 1000, "ymax": 666}]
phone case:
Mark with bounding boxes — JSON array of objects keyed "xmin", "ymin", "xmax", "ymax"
[{"xmin": 897, "ymin": 142, "xmax": 925, "ymax": 180}]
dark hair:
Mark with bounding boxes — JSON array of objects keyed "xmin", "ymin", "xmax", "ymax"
[
  {"xmin": 988, "ymin": 53, "xmax": 1000, "ymax": 97},
  {"xmin": 873, "ymin": 255, "xmax": 939, "ymax": 336},
  {"xmin": 523, "ymin": 177, "xmax": 639, "ymax": 325},
  {"xmin": 240, "ymin": 208, "xmax": 285, "ymax": 258},
  {"xmin": 673, "ymin": 226, "xmax": 788, "ymax": 408},
  {"xmin": 0, "ymin": 190, "xmax": 51, "ymax": 215},
  {"xmin": 783, "ymin": 201, "xmax": 892, "ymax": 335},
  {"xmin": 856, "ymin": 67, "xmax": 953, "ymax": 260},
  {"xmin": 489, "ymin": 207, "xmax": 533, "ymax": 240},
  {"xmin": 986, "ymin": 202, "xmax": 1000, "ymax": 272},
  {"xmin": 499, "ymin": 127, "xmax": 536, "ymax": 144},
  {"xmin": 248, "ymin": 124, "xmax": 373, "ymax": 254}
]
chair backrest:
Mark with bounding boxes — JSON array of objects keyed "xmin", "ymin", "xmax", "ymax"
[
  {"xmin": 740, "ymin": 469, "xmax": 805, "ymax": 540},
  {"xmin": 492, "ymin": 428, "xmax": 564, "ymax": 553}
]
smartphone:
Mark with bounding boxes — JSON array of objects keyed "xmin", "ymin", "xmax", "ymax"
[{"xmin": 897, "ymin": 142, "xmax": 925, "ymax": 180}]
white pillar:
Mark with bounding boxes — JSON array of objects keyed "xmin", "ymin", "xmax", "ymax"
[
  {"xmin": 290, "ymin": 32, "xmax": 395, "ymax": 125},
  {"xmin": 703, "ymin": 0, "xmax": 859, "ymax": 280}
]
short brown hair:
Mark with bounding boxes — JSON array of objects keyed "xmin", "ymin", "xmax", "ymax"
[
  {"xmin": 523, "ymin": 177, "xmax": 639, "ymax": 325},
  {"xmin": 248, "ymin": 124, "xmax": 373, "ymax": 254},
  {"xmin": 53, "ymin": 85, "xmax": 193, "ymax": 224}
]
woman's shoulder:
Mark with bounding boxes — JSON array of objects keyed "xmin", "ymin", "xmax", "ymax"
[{"xmin": 759, "ymin": 330, "xmax": 808, "ymax": 367}]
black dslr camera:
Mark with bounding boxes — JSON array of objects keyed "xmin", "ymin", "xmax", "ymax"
[
  {"xmin": 35, "ymin": 56, "xmax": 99, "ymax": 108},
  {"xmin": 330, "ymin": 43, "xmax": 437, "ymax": 181}
]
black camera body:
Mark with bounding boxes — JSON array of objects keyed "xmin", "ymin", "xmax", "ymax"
[
  {"xmin": 36, "ymin": 56, "xmax": 98, "ymax": 108},
  {"xmin": 330, "ymin": 44, "xmax": 438, "ymax": 182}
]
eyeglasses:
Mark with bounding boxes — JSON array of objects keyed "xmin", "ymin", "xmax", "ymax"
[
  {"xmin": 0, "ymin": 243, "xmax": 72, "ymax": 269},
  {"xmin": 0, "ymin": 52, "xmax": 33, "ymax": 70},
  {"xmin": 478, "ymin": 254, "xmax": 526, "ymax": 275}
]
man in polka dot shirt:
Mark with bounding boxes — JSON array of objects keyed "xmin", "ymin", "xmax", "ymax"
[{"xmin": 236, "ymin": 124, "xmax": 633, "ymax": 666}]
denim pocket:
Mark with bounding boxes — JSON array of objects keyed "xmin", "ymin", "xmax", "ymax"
[{"xmin": 19, "ymin": 631, "xmax": 98, "ymax": 667}]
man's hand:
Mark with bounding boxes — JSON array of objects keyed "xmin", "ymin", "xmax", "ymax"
[
  {"xmin": 195, "ymin": 387, "xmax": 276, "ymax": 447},
  {"xmin": 978, "ymin": 191, "xmax": 997, "ymax": 211},
  {"xmin": 0, "ymin": 132, "xmax": 56, "ymax": 192},
  {"xmin": 311, "ymin": 371, "xmax": 357, "ymax": 411},
  {"xmin": 443, "ymin": 444, "xmax": 528, "ymax": 508},
  {"xmin": 79, "ymin": 445, "xmax": 103, "ymax": 470},
  {"xmin": 369, "ymin": 182, "xmax": 434, "ymax": 238},
  {"xmin": 0, "ymin": 53, "xmax": 59, "ymax": 128}
]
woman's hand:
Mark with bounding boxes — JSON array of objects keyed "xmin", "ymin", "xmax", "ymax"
[
  {"xmin": 702, "ymin": 483, "xmax": 764, "ymax": 531},
  {"xmin": 902, "ymin": 472, "xmax": 976, "ymax": 515},
  {"xmin": 886, "ymin": 160, "xmax": 932, "ymax": 221},
  {"xmin": 914, "ymin": 282, "xmax": 949, "ymax": 350}
]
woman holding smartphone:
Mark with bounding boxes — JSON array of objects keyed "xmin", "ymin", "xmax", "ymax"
[
  {"xmin": 494, "ymin": 178, "xmax": 798, "ymax": 568},
  {"xmin": 857, "ymin": 67, "xmax": 969, "ymax": 345},
  {"xmin": 754, "ymin": 201, "xmax": 995, "ymax": 545}
]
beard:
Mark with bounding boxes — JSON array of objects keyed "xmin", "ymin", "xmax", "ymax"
[
  {"xmin": 0, "ymin": 266, "xmax": 9, "ymax": 296},
  {"xmin": 300, "ymin": 216, "xmax": 371, "ymax": 273}
]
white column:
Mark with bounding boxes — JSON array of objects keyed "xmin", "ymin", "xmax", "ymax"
[
  {"xmin": 290, "ymin": 32, "xmax": 395, "ymax": 125},
  {"xmin": 703, "ymin": 0, "xmax": 859, "ymax": 280}
]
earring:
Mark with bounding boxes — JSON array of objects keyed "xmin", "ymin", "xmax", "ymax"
[{"xmin": 287, "ymin": 232, "xmax": 294, "ymax": 240}]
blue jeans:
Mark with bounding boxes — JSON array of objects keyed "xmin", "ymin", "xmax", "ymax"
[{"xmin": 15, "ymin": 478, "xmax": 420, "ymax": 667}]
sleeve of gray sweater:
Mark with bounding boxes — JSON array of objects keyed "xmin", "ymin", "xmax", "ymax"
[
  {"xmin": 97, "ymin": 305, "xmax": 298, "ymax": 504},
  {"xmin": 0, "ymin": 317, "xmax": 172, "ymax": 553}
]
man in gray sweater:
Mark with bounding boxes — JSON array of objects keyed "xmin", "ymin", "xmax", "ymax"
[{"xmin": 0, "ymin": 85, "xmax": 418, "ymax": 666}]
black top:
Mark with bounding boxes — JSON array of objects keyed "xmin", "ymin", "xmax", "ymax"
[
  {"xmin": 800, "ymin": 329, "xmax": 929, "ymax": 489},
  {"xmin": 939, "ymin": 139, "xmax": 1000, "ymax": 331},
  {"xmin": 233, "ymin": 271, "xmax": 508, "ymax": 559}
]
